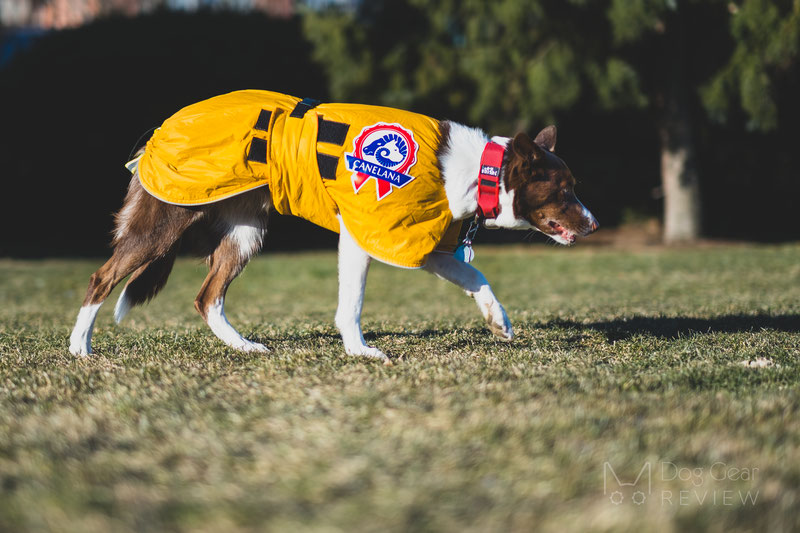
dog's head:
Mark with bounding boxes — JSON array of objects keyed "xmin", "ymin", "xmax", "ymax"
[{"xmin": 487, "ymin": 126, "xmax": 598, "ymax": 245}]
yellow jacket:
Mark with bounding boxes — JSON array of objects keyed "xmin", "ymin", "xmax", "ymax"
[{"xmin": 137, "ymin": 90, "xmax": 460, "ymax": 268}]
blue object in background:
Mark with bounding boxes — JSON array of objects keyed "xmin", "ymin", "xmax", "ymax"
[{"xmin": 0, "ymin": 27, "xmax": 46, "ymax": 68}]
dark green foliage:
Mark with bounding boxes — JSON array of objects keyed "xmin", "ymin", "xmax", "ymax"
[
  {"xmin": 306, "ymin": 0, "xmax": 799, "ymax": 134},
  {"xmin": 701, "ymin": 0, "xmax": 800, "ymax": 131},
  {"xmin": 304, "ymin": 0, "xmax": 650, "ymax": 132}
]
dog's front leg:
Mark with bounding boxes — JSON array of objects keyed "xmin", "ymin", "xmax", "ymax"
[
  {"xmin": 335, "ymin": 221, "xmax": 388, "ymax": 361},
  {"xmin": 424, "ymin": 253, "xmax": 513, "ymax": 340}
]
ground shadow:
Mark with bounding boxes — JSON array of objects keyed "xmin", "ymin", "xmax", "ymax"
[
  {"xmin": 545, "ymin": 313, "xmax": 800, "ymax": 342},
  {"xmin": 246, "ymin": 313, "xmax": 799, "ymax": 352},
  {"xmin": 248, "ymin": 327, "xmax": 488, "ymax": 352}
]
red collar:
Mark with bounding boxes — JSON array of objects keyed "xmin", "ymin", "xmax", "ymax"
[{"xmin": 476, "ymin": 141, "xmax": 505, "ymax": 219}]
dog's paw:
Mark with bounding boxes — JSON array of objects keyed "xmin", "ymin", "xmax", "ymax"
[
  {"xmin": 346, "ymin": 345, "xmax": 389, "ymax": 361},
  {"xmin": 69, "ymin": 342, "xmax": 91, "ymax": 357},
  {"xmin": 473, "ymin": 287, "xmax": 513, "ymax": 341},
  {"xmin": 243, "ymin": 340, "xmax": 270, "ymax": 353},
  {"xmin": 485, "ymin": 301, "xmax": 514, "ymax": 341},
  {"xmin": 69, "ymin": 333, "xmax": 91, "ymax": 356},
  {"xmin": 229, "ymin": 339, "xmax": 270, "ymax": 353}
]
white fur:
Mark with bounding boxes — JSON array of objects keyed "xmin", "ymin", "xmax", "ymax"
[
  {"xmin": 214, "ymin": 201, "xmax": 266, "ymax": 261},
  {"xmin": 423, "ymin": 253, "xmax": 513, "ymax": 340},
  {"xmin": 440, "ymin": 123, "xmax": 488, "ymax": 220},
  {"xmin": 441, "ymin": 124, "xmax": 532, "ymax": 230},
  {"xmin": 206, "ymin": 299, "xmax": 268, "ymax": 352},
  {"xmin": 113, "ymin": 174, "xmax": 140, "ymax": 243},
  {"xmin": 484, "ymin": 181, "xmax": 535, "ymax": 230},
  {"xmin": 114, "ymin": 287, "xmax": 131, "ymax": 323},
  {"xmin": 228, "ymin": 223, "xmax": 264, "ymax": 259},
  {"xmin": 69, "ymin": 303, "xmax": 102, "ymax": 356},
  {"xmin": 579, "ymin": 199, "xmax": 598, "ymax": 230},
  {"xmin": 334, "ymin": 219, "xmax": 387, "ymax": 360}
]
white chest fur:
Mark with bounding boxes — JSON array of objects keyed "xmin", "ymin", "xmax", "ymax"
[{"xmin": 439, "ymin": 123, "xmax": 534, "ymax": 230}]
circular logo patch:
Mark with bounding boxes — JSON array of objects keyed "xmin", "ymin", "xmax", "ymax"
[{"xmin": 345, "ymin": 122, "xmax": 419, "ymax": 200}]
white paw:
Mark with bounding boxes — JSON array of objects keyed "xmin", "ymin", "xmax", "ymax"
[
  {"xmin": 241, "ymin": 340, "xmax": 270, "ymax": 353},
  {"xmin": 228, "ymin": 339, "xmax": 270, "ymax": 353},
  {"xmin": 346, "ymin": 344, "xmax": 389, "ymax": 361},
  {"xmin": 69, "ymin": 341, "xmax": 91, "ymax": 357},
  {"xmin": 485, "ymin": 301, "xmax": 514, "ymax": 341}
]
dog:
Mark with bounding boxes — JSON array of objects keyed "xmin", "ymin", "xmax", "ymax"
[{"xmin": 69, "ymin": 90, "xmax": 597, "ymax": 361}]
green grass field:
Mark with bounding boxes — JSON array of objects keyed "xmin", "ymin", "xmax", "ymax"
[{"xmin": 1, "ymin": 244, "xmax": 799, "ymax": 532}]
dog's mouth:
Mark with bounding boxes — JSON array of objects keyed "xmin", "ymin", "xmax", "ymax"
[{"xmin": 547, "ymin": 221, "xmax": 576, "ymax": 245}]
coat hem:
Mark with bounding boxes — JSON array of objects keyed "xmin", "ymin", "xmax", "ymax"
[{"xmin": 137, "ymin": 176, "xmax": 270, "ymax": 207}]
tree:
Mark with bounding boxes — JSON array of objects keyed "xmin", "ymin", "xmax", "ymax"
[
  {"xmin": 606, "ymin": 0, "xmax": 800, "ymax": 242},
  {"xmin": 702, "ymin": 0, "xmax": 800, "ymax": 131},
  {"xmin": 605, "ymin": 0, "xmax": 704, "ymax": 243}
]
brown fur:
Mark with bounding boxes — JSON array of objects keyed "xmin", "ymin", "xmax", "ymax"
[
  {"xmin": 434, "ymin": 121, "xmax": 451, "ymax": 175},
  {"xmin": 193, "ymin": 190, "xmax": 269, "ymax": 319},
  {"xmin": 121, "ymin": 246, "xmax": 179, "ymax": 308},
  {"xmin": 80, "ymin": 175, "xmax": 270, "ymax": 324},
  {"xmin": 75, "ymin": 122, "xmax": 593, "ymax": 354},
  {"xmin": 503, "ymin": 130, "xmax": 596, "ymax": 238}
]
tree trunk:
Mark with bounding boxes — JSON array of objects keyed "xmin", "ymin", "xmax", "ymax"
[
  {"xmin": 660, "ymin": 116, "xmax": 701, "ymax": 243},
  {"xmin": 659, "ymin": 5, "xmax": 701, "ymax": 244}
]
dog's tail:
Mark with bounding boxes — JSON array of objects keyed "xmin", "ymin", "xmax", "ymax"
[
  {"xmin": 115, "ymin": 149, "xmax": 176, "ymax": 323},
  {"xmin": 124, "ymin": 146, "xmax": 146, "ymax": 175},
  {"xmin": 114, "ymin": 245, "xmax": 178, "ymax": 323},
  {"xmin": 127, "ymin": 128, "xmax": 156, "ymax": 165}
]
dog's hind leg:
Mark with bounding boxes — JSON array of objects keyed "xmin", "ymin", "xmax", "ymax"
[
  {"xmin": 335, "ymin": 220, "xmax": 387, "ymax": 361},
  {"xmin": 194, "ymin": 206, "xmax": 268, "ymax": 352},
  {"xmin": 70, "ymin": 245, "xmax": 179, "ymax": 356},
  {"xmin": 69, "ymin": 179, "xmax": 199, "ymax": 356},
  {"xmin": 423, "ymin": 253, "xmax": 513, "ymax": 340},
  {"xmin": 114, "ymin": 246, "xmax": 179, "ymax": 323}
]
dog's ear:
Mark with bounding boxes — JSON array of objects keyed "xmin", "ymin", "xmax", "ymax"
[
  {"xmin": 512, "ymin": 132, "xmax": 545, "ymax": 161},
  {"xmin": 534, "ymin": 125, "xmax": 557, "ymax": 152}
]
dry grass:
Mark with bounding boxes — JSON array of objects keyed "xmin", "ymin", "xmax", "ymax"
[{"xmin": 1, "ymin": 244, "xmax": 799, "ymax": 532}]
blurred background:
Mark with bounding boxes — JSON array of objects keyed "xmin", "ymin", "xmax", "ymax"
[{"xmin": 0, "ymin": 0, "xmax": 798, "ymax": 256}]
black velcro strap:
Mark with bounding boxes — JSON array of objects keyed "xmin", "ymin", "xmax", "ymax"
[
  {"xmin": 290, "ymin": 97, "xmax": 321, "ymax": 118},
  {"xmin": 317, "ymin": 117, "xmax": 350, "ymax": 146},
  {"xmin": 317, "ymin": 153, "xmax": 339, "ymax": 180},
  {"xmin": 254, "ymin": 110, "xmax": 272, "ymax": 131},
  {"xmin": 247, "ymin": 138, "xmax": 268, "ymax": 164}
]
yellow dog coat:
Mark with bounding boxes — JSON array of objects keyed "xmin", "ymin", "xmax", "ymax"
[{"xmin": 136, "ymin": 90, "xmax": 460, "ymax": 268}]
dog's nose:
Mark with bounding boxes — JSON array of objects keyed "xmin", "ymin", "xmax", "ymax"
[
  {"xmin": 577, "ymin": 201, "xmax": 599, "ymax": 236},
  {"xmin": 582, "ymin": 214, "xmax": 599, "ymax": 236}
]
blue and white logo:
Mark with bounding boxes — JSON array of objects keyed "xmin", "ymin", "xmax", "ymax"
[
  {"xmin": 345, "ymin": 122, "xmax": 419, "ymax": 200},
  {"xmin": 363, "ymin": 133, "xmax": 409, "ymax": 168}
]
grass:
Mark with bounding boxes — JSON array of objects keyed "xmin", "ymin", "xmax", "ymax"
[{"xmin": 1, "ymin": 243, "xmax": 799, "ymax": 532}]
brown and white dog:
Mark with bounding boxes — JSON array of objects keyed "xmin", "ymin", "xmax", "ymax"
[{"xmin": 69, "ymin": 115, "xmax": 597, "ymax": 361}]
